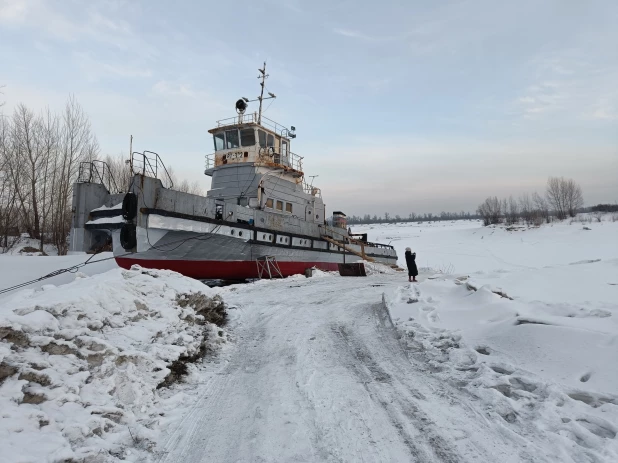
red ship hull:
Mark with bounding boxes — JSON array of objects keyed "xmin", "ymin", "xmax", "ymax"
[{"xmin": 116, "ymin": 257, "xmax": 340, "ymax": 279}]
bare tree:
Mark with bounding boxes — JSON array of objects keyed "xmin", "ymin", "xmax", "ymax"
[
  {"xmin": 0, "ymin": 116, "xmax": 19, "ymax": 251},
  {"xmin": 52, "ymin": 96, "xmax": 98, "ymax": 254},
  {"xmin": 477, "ymin": 196, "xmax": 502, "ymax": 226},
  {"xmin": 506, "ymin": 196, "xmax": 519, "ymax": 225},
  {"xmin": 546, "ymin": 177, "xmax": 567, "ymax": 219},
  {"xmin": 104, "ymin": 153, "xmax": 131, "ymax": 192},
  {"xmin": 519, "ymin": 193, "xmax": 535, "ymax": 225},
  {"xmin": 546, "ymin": 176, "xmax": 584, "ymax": 220},
  {"xmin": 533, "ymin": 191, "xmax": 550, "ymax": 223},
  {"xmin": 564, "ymin": 178, "xmax": 584, "ymax": 217}
]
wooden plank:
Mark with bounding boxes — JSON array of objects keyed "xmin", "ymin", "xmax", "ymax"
[{"xmin": 322, "ymin": 236, "xmax": 375, "ymax": 263}]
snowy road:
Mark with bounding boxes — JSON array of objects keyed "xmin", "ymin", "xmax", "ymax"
[{"xmin": 157, "ymin": 275, "xmax": 526, "ymax": 463}]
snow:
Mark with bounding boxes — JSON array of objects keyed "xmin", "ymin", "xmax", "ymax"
[
  {"xmin": 2, "ymin": 237, "xmax": 59, "ymax": 256},
  {"xmin": 0, "ymin": 253, "xmax": 118, "ymax": 302},
  {"xmin": 86, "ymin": 215, "xmax": 124, "ymax": 225},
  {"xmin": 1, "ymin": 214, "xmax": 617, "ymax": 461},
  {"xmin": 0, "ymin": 265, "xmax": 228, "ymax": 462},
  {"xmin": 90, "ymin": 202, "xmax": 122, "ymax": 212}
]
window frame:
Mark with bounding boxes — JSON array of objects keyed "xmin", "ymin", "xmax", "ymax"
[
  {"xmin": 240, "ymin": 128, "xmax": 256, "ymax": 147},
  {"xmin": 258, "ymin": 130, "xmax": 267, "ymax": 148},
  {"xmin": 265, "ymin": 198, "xmax": 274, "ymax": 208},
  {"xmin": 213, "ymin": 132, "xmax": 225, "ymax": 151},
  {"xmin": 276, "ymin": 200, "xmax": 284, "ymax": 211},
  {"xmin": 285, "ymin": 203, "xmax": 293, "ymax": 213},
  {"xmin": 225, "ymin": 129, "xmax": 240, "ymax": 149}
]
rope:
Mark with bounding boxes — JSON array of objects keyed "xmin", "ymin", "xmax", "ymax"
[{"xmin": 0, "ymin": 251, "xmax": 132, "ymax": 296}]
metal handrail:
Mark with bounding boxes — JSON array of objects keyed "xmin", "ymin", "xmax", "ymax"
[
  {"xmin": 131, "ymin": 150, "xmax": 174, "ymax": 189},
  {"xmin": 77, "ymin": 160, "xmax": 121, "ymax": 194},
  {"xmin": 215, "ymin": 113, "xmax": 293, "ymax": 138},
  {"xmin": 303, "ymin": 183, "xmax": 322, "ymax": 198},
  {"xmin": 205, "ymin": 148, "xmax": 304, "ymax": 173},
  {"xmin": 258, "ymin": 148, "xmax": 303, "ymax": 172}
]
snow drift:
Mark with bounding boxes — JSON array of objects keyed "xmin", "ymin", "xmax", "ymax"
[{"xmin": 0, "ymin": 266, "xmax": 228, "ymax": 462}]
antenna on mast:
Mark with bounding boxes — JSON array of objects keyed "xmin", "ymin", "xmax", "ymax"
[{"xmin": 257, "ymin": 61, "xmax": 275, "ymax": 125}]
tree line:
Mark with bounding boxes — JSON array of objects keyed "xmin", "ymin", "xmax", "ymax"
[
  {"xmin": 1, "ymin": 97, "xmax": 100, "ymax": 254},
  {"xmin": 476, "ymin": 176, "xmax": 584, "ymax": 227},
  {"xmin": 0, "ymin": 96, "xmax": 202, "ymax": 254},
  {"xmin": 346, "ymin": 211, "xmax": 481, "ymax": 225}
]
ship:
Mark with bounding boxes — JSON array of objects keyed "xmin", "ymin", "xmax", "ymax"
[{"xmin": 70, "ymin": 64, "xmax": 398, "ymax": 279}]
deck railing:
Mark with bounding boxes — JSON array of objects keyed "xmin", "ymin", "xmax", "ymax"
[
  {"xmin": 215, "ymin": 113, "xmax": 293, "ymax": 138},
  {"xmin": 77, "ymin": 160, "xmax": 121, "ymax": 194},
  {"xmin": 131, "ymin": 150, "xmax": 174, "ymax": 189},
  {"xmin": 205, "ymin": 148, "xmax": 304, "ymax": 173}
]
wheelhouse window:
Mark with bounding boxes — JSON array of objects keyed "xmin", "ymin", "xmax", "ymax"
[
  {"xmin": 286, "ymin": 203, "xmax": 293, "ymax": 213},
  {"xmin": 213, "ymin": 132, "xmax": 225, "ymax": 151},
  {"xmin": 258, "ymin": 130, "xmax": 267, "ymax": 148},
  {"xmin": 240, "ymin": 128, "xmax": 256, "ymax": 147},
  {"xmin": 267, "ymin": 133, "xmax": 274, "ymax": 147},
  {"xmin": 225, "ymin": 129, "xmax": 239, "ymax": 149},
  {"xmin": 276, "ymin": 200, "xmax": 283, "ymax": 211},
  {"xmin": 265, "ymin": 198, "xmax": 273, "ymax": 208}
]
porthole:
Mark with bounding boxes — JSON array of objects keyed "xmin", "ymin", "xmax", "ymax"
[
  {"xmin": 231, "ymin": 229, "xmax": 235, "ymax": 235},
  {"xmin": 269, "ymin": 234, "xmax": 272, "ymax": 240},
  {"xmin": 239, "ymin": 231, "xmax": 243, "ymax": 237},
  {"xmin": 263, "ymin": 234, "xmax": 266, "ymax": 239}
]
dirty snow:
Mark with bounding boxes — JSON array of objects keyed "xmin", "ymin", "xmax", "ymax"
[{"xmin": 0, "ymin": 266, "xmax": 228, "ymax": 462}]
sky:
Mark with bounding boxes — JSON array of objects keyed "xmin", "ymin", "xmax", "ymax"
[{"xmin": 1, "ymin": 0, "xmax": 617, "ymax": 216}]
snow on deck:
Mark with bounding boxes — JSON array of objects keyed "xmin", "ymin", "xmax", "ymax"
[
  {"xmin": 90, "ymin": 202, "xmax": 122, "ymax": 212},
  {"xmin": 86, "ymin": 215, "xmax": 124, "ymax": 225}
]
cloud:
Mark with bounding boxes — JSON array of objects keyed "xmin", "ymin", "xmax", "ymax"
[
  {"xmin": 152, "ymin": 81, "xmax": 199, "ymax": 98},
  {"xmin": 0, "ymin": 0, "xmax": 28, "ymax": 23},
  {"xmin": 332, "ymin": 28, "xmax": 397, "ymax": 42},
  {"xmin": 74, "ymin": 52, "xmax": 153, "ymax": 80}
]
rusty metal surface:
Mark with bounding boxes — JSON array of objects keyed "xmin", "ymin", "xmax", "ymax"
[{"xmin": 338, "ymin": 263, "xmax": 367, "ymax": 277}]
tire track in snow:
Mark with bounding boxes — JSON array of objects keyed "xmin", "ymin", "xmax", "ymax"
[
  {"xmin": 155, "ymin": 276, "xmax": 540, "ymax": 462},
  {"xmin": 330, "ymin": 304, "xmax": 462, "ymax": 463}
]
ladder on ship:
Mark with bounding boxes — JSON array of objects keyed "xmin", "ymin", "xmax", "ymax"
[
  {"xmin": 256, "ymin": 256, "xmax": 284, "ymax": 279},
  {"xmin": 321, "ymin": 236, "xmax": 375, "ymax": 262}
]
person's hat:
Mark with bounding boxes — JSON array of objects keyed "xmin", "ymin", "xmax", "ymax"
[{"xmin": 405, "ymin": 247, "xmax": 411, "ymax": 252}]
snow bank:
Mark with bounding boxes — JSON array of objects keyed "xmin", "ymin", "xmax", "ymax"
[
  {"xmin": 387, "ymin": 268, "xmax": 618, "ymax": 461},
  {"xmin": 0, "ymin": 266, "xmax": 228, "ymax": 462},
  {"xmin": 0, "ymin": 253, "xmax": 119, "ymax": 302},
  {"xmin": 362, "ymin": 260, "xmax": 399, "ymax": 275},
  {"xmin": 380, "ymin": 215, "xmax": 618, "ymax": 461},
  {"xmin": 2, "ymin": 237, "xmax": 59, "ymax": 256}
]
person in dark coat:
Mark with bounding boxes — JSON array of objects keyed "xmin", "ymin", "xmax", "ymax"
[{"xmin": 404, "ymin": 247, "xmax": 418, "ymax": 282}]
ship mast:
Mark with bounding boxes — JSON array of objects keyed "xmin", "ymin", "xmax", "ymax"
[{"xmin": 256, "ymin": 62, "xmax": 275, "ymax": 125}]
